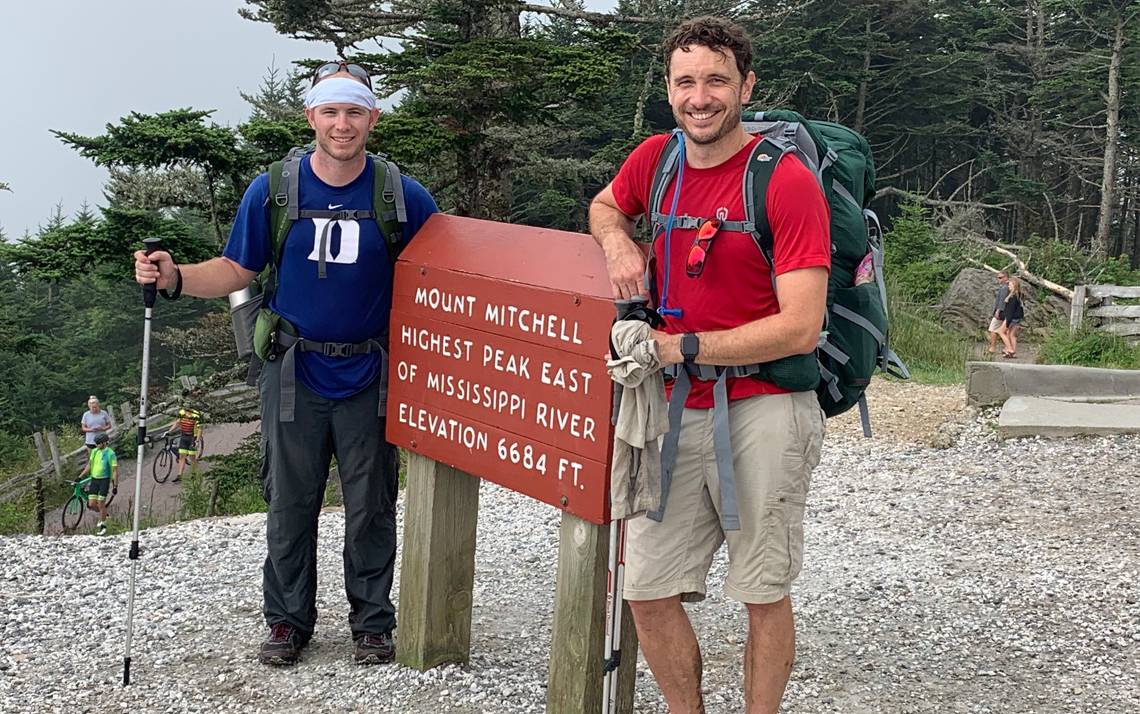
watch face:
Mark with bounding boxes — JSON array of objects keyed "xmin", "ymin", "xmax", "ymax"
[{"xmin": 682, "ymin": 334, "xmax": 698, "ymax": 361}]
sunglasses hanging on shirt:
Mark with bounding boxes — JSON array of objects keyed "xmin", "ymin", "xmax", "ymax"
[{"xmin": 685, "ymin": 218, "xmax": 722, "ymax": 278}]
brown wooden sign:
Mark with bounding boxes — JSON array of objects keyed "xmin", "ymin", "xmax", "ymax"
[{"xmin": 386, "ymin": 215, "xmax": 616, "ymax": 524}]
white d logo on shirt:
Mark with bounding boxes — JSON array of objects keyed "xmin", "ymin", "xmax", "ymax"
[{"xmin": 307, "ymin": 218, "xmax": 361, "ymax": 265}]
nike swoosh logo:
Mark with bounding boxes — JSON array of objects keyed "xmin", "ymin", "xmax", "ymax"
[{"xmin": 329, "ymin": 203, "xmax": 343, "ymax": 210}]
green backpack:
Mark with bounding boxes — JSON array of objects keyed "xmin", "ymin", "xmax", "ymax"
[
  {"xmin": 649, "ymin": 110, "xmax": 908, "ymax": 434},
  {"xmin": 240, "ymin": 145, "xmax": 409, "ymax": 363}
]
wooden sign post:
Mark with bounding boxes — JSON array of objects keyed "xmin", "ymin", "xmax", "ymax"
[{"xmin": 388, "ymin": 215, "xmax": 637, "ymax": 713}]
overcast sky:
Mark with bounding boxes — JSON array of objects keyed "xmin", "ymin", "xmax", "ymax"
[{"xmin": 0, "ymin": 0, "xmax": 616, "ymax": 239}]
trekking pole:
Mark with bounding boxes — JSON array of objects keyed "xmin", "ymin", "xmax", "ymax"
[
  {"xmin": 123, "ymin": 236, "xmax": 163, "ymax": 685},
  {"xmin": 602, "ymin": 295, "xmax": 647, "ymax": 713}
]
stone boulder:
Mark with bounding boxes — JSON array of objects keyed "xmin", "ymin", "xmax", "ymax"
[{"xmin": 936, "ymin": 268, "xmax": 1068, "ymax": 332}]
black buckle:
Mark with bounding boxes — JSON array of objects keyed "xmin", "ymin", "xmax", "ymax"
[{"xmin": 322, "ymin": 342, "xmax": 353, "ymax": 357}]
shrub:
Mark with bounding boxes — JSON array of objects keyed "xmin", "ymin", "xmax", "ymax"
[
  {"xmin": 884, "ymin": 201, "xmax": 961, "ymax": 305},
  {"xmin": 1038, "ymin": 326, "xmax": 1140, "ymax": 370},
  {"xmin": 179, "ymin": 433, "xmax": 266, "ymax": 519}
]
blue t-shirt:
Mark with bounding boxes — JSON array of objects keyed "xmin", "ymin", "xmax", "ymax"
[{"xmin": 224, "ymin": 156, "xmax": 438, "ymax": 399}]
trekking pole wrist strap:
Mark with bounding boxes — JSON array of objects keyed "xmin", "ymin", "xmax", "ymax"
[{"xmin": 160, "ymin": 266, "xmax": 183, "ymax": 301}]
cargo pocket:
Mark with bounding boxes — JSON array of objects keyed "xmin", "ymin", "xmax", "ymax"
[
  {"xmin": 259, "ymin": 438, "xmax": 272, "ymax": 504},
  {"xmin": 760, "ymin": 493, "xmax": 807, "ymax": 586}
]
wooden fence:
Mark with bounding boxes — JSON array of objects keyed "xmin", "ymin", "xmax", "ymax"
[{"xmin": 1069, "ymin": 284, "xmax": 1140, "ymax": 345}]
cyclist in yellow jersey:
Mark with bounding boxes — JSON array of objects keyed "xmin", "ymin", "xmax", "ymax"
[
  {"xmin": 164, "ymin": 393, "xmax": 204, "ymax": 483},
  {"xmin": 78, "ymin": 432, "xmax": 118, "ymax": 533}
]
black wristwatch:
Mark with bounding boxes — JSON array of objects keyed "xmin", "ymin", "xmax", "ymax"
[{"xmin": 680, "ymin": 333, "xmax": 699, "ymax": 364}]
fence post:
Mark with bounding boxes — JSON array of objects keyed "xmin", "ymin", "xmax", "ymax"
[
  {"xmin": 34, "ymin": 473, "xmax": 45, "ymax": 534},
  {"xmin": 1070, "ymin": 284, "xmax": 1086, "ymax": 333},
  {"xmin": 45, "ymin": 430, "xmax": 64, "ymax": 481},
  {"xmin": 32, "ymin": 431, "xmax": 48, "ymax": 465},
  {"xmin": 547, "ymin": 512, "xmax": 638, "ymax": 714},
  {"xmin": 206, "ymin": 478, "xmax": 220, "ymax": 517},
  {"xmin": 120, "ymin": 402, "xmax": 133, "ymax": 435},
  {"xmin": 396, "ymin": 453, "xmax": 480, "ymax": 670}
]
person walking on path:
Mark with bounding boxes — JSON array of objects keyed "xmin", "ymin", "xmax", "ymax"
[
  {"xmin": 134, "ymin": 62, "xmax": 439, "ymax": 666},
  {"xmin": 78, "ymin": 432, "xmax": 118, "ymax": 534},
  {"xmin": 589, "ymin": 17, "xmax": 830, "ymax": 714},
  {"xmin": 81, "ymin": 396, "xmax": 113, "ymax": 450},
  {"xmin": 985, "ymin": 270, "xmax": 1010, "ymax": 355},
  {"xmin": 999, "ymin": 277, "xmax": 1025, "ymax": 358}
]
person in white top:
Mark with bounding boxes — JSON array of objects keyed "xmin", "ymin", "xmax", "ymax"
[{"xmin": 80, "ymin": 395, "xmax": 114, "ymax": 450}]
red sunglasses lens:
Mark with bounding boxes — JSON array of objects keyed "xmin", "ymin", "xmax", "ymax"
[{"xmin": 687, "ymin": 244, "xmax": 707, "ymax": 276}]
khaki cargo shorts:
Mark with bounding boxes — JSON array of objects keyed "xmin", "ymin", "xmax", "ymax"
[
  {"xmin": 623, "ymin": 391, "xmax": 825, "ymax": 605},
  {"xmin": 988, "ymin": 317, "xmax": 1004, "ymax": 332}
]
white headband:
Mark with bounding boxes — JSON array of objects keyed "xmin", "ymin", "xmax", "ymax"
[{"xmin": 304, "ymin": 77, "xmax": 377, "ymax": 110}]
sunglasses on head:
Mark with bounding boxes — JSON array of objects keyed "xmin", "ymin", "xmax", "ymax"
[
  {"xmin": 686, "ymin": 218, "xmax": 722, "ymax": 277},
  {"xmin": 312, "ymin": 61, "xmax": 373, "ymax": 90}
]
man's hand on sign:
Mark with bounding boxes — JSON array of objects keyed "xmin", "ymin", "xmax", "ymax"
[{"xmin": 602, "ymin": 236, "xmax": 648, "ymax": 301}]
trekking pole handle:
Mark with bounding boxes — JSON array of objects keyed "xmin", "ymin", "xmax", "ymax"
[
  {"xmin": 615, "ymin": 295, "xmax": 648, "ymax": 320},
  {"xmin": 142, "ymin": 237, "xmax": 164, "ymax": 309}
]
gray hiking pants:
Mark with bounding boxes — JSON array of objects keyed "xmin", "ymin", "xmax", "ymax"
[{"xmin": 258, "ymin": 357, "xmax": 398, "ymax": 638}]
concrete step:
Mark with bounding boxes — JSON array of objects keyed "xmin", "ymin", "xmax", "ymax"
[
  {"xmin": 967, "ymin": 361, "xmax": 1140, "ymax": 407},
  {"xmin": 997, "ymin": 395, "xmax": 1140, "ymax": 439}
]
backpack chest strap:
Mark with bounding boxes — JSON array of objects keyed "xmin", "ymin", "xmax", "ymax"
[
  {"xmin": 649, "ymin": 213, "xmax": 754, "ymax": 233},
  {"xmin": 299, "ymin": 208, "xmax": 376, "ymax": 221}
]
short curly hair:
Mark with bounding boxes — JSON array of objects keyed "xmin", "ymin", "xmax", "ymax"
[{"xmin": 663, "ymin": 16, "xmax": 753, "ymax": 80}]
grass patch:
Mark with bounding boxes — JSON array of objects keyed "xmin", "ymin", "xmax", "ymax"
[
  {"xmin": 0, "ymin": 500, "xmax": 33, "ymax": 535},
  {"xmin": 886, "ymin": 287, "xmax": 973, "ymax": 385},
  {"xmin": 1038, "ymin": 326, "xmax": 1140, "ymax": 369}
]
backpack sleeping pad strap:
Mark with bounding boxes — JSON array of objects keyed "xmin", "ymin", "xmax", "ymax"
[{"xmin": 262, "ymin": 148, "xmax": 406, "ymax": 422}]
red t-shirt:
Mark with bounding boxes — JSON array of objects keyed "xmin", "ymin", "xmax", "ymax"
[{"xmin": 610, "ymin": 133, "xmax": 831, "ymax": 408}]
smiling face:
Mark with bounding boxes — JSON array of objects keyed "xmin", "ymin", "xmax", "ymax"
[
  {"xmin": 304, "ymin": 71, "xmax": 379, "ymax": 164},
  {"xmin": 666, "ymin": 44, "xmax": 755, "ymax": 147},
  {"xmin": 305, "ymin": 102, "xmax": 379, "ymax": 163}
]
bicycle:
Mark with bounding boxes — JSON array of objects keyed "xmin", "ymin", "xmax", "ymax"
[
  {"xmin": 152, "ymin": 430, "xmax": 205, "ymax": 484},
  {"xmin": 61, "ymin": 475, "xmax": 117, "ymax": 532}
]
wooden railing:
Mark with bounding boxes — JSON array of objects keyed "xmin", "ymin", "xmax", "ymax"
[{"xmin": 1069, "ymin": 284, "xmax": 1140, "ymax": 345}]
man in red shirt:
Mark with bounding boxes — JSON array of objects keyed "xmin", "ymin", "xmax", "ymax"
[{"xmin": 590, "ymin": 16, "xmax": 830, "ymax": 714}]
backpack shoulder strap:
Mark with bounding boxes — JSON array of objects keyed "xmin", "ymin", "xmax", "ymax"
[
  {"xmin": 267, "ymin": 146, "xmax": 309, "ymax": 259},
  {"xmin": 370, "ymin": 153, "xmax": 407, "ymax": 264},
  {"xmin": 263, "ymin": 146, "xmax": 311, "ymax": 300},
  {"xmin": 743, "ymin": 127, "xmax": 827, "ymax": 273},
  {"xmin": 743, "ymin": 136, "xmax": 794, "ymax": 274},
  {"xmin": 648, "ymin": 132, "xmax": 683, "ymax": 231}
]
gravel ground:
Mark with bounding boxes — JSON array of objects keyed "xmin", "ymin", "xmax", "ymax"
[{"xmin": 1, "ymin": 381, "xmax": 1138, "ymax": 713}]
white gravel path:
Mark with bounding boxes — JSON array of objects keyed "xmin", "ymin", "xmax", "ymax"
[{"xmin": 1, "ymin": 411, "xmax": 1137, "ymax": 713}]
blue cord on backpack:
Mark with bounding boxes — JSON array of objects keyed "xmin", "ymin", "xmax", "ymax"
[{"xmin": 658, "ymin": 129, "xmax": 685, "ymax": 319}]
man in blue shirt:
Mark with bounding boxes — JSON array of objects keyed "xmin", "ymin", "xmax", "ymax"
[{"xmin": 135, "ymin": 62, "xmax": 438, "ymax": 666}]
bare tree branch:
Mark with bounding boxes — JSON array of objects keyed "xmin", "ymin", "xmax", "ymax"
[{"xmin": 875, "ymin": 186, "xmax": 1016, "ymax": 211}]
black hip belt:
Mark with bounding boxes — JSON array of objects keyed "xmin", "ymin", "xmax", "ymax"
[
  {"xmin": 274, "ymin": 331, "xmax": 385, "ymax": 358},
  {"xmin": 269, "ymin": 327, "xmax": 389, "ymax": 422}
]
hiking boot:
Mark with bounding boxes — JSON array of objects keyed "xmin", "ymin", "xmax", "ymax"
[
  {"xmin": 353, "ymin": 631, "xmax": 395, "ymax": 665},
  {"xmin": 258, "ymin": 623, "xmax": 308, "ymax": 665}
]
